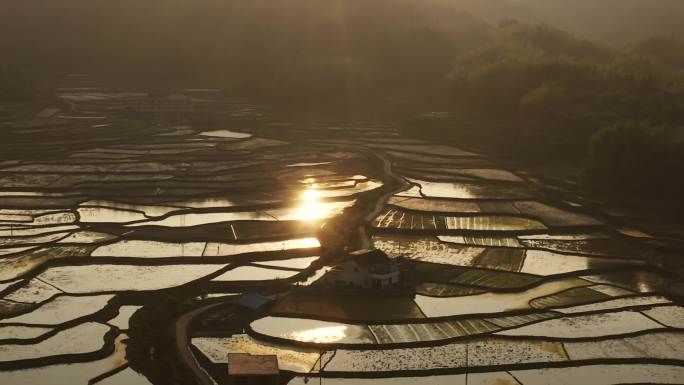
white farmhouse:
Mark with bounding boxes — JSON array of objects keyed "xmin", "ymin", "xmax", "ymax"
[{"xmin": 326, "ymin": 249, "xmax": 401, "ymax": 290}]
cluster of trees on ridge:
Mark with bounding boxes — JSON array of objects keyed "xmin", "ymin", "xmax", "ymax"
[{"xmin": 439, "ymin": 21, "xmax": 684, "ymax": 200}]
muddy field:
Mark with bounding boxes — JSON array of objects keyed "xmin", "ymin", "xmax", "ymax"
[{"xmin": 1, "ymin": 91, "xmax": 683, "ymax": 384}]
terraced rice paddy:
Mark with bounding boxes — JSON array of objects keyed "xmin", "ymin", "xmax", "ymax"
[
  {"xmin": 1, "ymin": 91, "xmax": 683, "ymax": 384},
  {"xmin": 373, "ymin": 207, "xmax": 547, "ymax": 231}
]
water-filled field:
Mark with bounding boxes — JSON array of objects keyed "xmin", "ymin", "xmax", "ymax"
[{"xmin": 1, "ymin": 92, "xmax": 683, "ymax": 384}]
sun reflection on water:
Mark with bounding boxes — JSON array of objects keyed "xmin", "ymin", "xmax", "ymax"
[
  {"xmin": 294, "ymin": 186, "xmax": 330, "ymax": 222},
  {"xmin": 289, "ymin": 325, "xmax": 348, "ymax": 343}
]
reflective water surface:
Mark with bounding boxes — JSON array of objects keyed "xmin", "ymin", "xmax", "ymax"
[{"xmin": 1, "ymin": 111, "xmax": 682, "ymax": 385}]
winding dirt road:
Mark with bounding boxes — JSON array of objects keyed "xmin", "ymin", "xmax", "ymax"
[{"xmin": 175, "ymin": 302, "xmax": 230, "ymax": 385}]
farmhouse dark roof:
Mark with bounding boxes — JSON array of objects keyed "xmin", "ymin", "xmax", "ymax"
[
  {"xmin": 350, "ymin": 249, "xmax": 392, "ymax": 267},
  {"xmin": 238, "ymin": 292, "xmax": 274, "ymax": 310}
]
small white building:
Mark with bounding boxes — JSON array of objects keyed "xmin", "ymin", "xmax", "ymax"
[
  {"xmin": 137, "ymin": 93, "xmax": 193, "ymax": 114},
  {"xmin": 326, "ymin": 249, "xmax": 401, "ymax": 290}
]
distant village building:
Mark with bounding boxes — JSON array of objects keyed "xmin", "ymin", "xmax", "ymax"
[
  {"xmin": 182, "ymin": 88, "xmax": 226, "ymax": 100},
  {"xmin": 57, "ymin": 92, "xmax": 145, "ymax": 113},
  {"xmin": 238, "ymin": 292, "xmax": 274, "ymax": 311},
  {"xmin": 226, "ymin": 353, "xmax": 279, "ymax": 385},
  {"xmin": 137, "ymin": 93, "xmax": 193, "ymax": 114},
  {"xmin": 57, "ymin": 88, "xmax": 248, "ymax": 121},
  {"xmin": 326, "ymin": 249, "xmax": 402, "ymax": 290}
]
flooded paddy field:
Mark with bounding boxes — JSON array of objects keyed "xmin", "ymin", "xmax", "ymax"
[{"xmin": 1, "ymin": 93, "xmax": 684, "ymax": 384}]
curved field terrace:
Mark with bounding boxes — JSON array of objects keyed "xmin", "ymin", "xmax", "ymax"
[{"xmin": 1, "ymin": 92, "xmax": 683, "ymax": 385}]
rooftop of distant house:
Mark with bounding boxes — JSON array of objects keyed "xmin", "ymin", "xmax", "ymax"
[
  {"xmin": 227, "ymin": 353, "xmax": 279, "ymax": 376},
  {"xmin": 348, "ymin": 248, "xmax": 392, "ymax": 267}
]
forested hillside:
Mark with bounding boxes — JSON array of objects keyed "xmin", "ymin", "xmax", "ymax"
[
  {"xmin": 438, "ymin": 0, "xmax": 684, "ymax": 45},
  {"xmin": 437, "ymin": 21, "xmax": 684, "ymax": 200}
]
